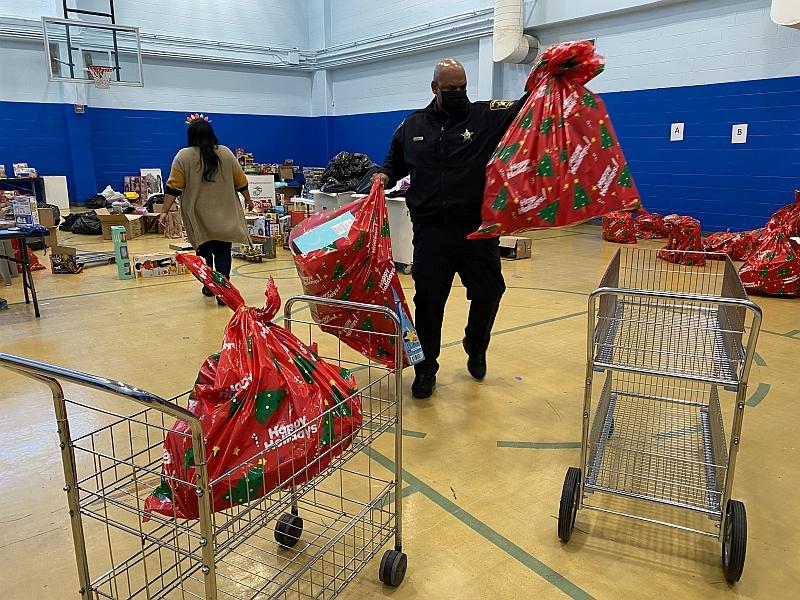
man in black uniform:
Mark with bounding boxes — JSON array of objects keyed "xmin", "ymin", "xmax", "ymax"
[{"xmin": 375, "ymin": 58, "xmax": 525, "ymax": 399}]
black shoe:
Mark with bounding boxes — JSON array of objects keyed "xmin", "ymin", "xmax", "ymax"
[
  {"xmin": 463, "ymin": 338, "xmax": 487, "ymax": 381},
  {"xmin": 411, "ymin": 373, "xmax": 436, "ymax": 399},
  {"xmin": 217, "ymin": 297, "xmax": 226, "ymax": 306},
  {"xmin": 202, "ymin": 286, "xmax": 215, "ymax": 297}
]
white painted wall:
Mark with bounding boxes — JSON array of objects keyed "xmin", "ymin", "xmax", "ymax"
[{"xmin": 330, "ymin": 42, "xmax": 480, "ymax": 115}]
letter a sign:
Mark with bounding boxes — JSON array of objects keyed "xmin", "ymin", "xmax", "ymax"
[{"xmin": 670, "ymin": 122, "xmax": 685, "ymax": 142}]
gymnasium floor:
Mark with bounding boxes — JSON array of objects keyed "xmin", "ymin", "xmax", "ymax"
[{"xmin": 1, "ymin": 224, "xmax": 798, "ymax": 599}]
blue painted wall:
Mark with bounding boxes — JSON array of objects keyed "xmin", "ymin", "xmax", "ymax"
[{"xmin": 3, "ymin": 73, "xmax": 799, "ymax": 231}]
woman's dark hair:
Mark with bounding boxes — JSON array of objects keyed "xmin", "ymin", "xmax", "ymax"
[{"xmin": 187, "ymin": 120, "xmax": 220, "ymax": 182}]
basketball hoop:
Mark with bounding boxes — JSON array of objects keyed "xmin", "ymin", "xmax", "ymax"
[{"xmin": 87, "ymin": 65, "xmax": 115, "ymax": 89}]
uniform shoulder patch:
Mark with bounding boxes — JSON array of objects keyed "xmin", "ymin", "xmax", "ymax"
[{"xmin": 490, "ymin": 99, "xmax": 516, "ymax": 110}]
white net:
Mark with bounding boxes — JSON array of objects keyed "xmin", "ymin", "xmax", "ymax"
[{"xmin": 88, "ymin": 66, "xmax": 114, "ymax": 89}]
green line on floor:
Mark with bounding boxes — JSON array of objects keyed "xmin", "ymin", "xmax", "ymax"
[
  {"xmin": 379, "ymin": 485, "xmax": 419, "ymax": 509},
  {"xmin": 364, "ymin": 447, "xmax": 595, "ymax": 600},
  {"xmin": 753, "ymin": 352, "xmax": 767, "ymax": 367},
  {"xmin": 785, "ymin": 329, "xmax": 800, "ymax": 338},
  {"xmin": 441, "ymin": 310, "xmax": 587, "ymax": 349},
  {"xmin": 497, "ymin": 441, "xmax": 581, "ymax": 449},
  {"xmin": 363, "ymin": 423, "xmax": 427, "ymax": 438},
  {"xmin": 746, "ymin": 382, "xmax": 771, "ymax": 407}
]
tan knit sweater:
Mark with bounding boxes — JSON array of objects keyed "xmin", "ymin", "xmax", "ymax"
[{"xmin": 166, "ymin": 145, "xmax": 250, "ymax": 248}]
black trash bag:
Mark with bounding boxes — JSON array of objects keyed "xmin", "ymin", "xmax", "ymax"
[
  {"xmin": 85, "ymin": 194, "xmax": 111, "ymax": 209},
  {"xmin": 71, "ymin": 212, "xmax": 103, "ymax": 235},
  {"xmin": 354, "ymin": 166, "xmax": 382, "ymax": 195},
  {"xmin": 60, "ymin": 213, "xmax": 80, "ymax": 231},
  {"xmin": 146, "ymin": 193, "xmax": 165, "ymax": 212},
  {"xmin": 39, "ymin": 203, "xmax": 61, "ymax": 226},
  {"xmin": 320, "ymin": 151, "xmax": 375, "ymax": 193}
]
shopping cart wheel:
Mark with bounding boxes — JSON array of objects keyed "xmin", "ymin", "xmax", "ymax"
[
  {"xmin": 558, "ymin": 467, "xmax": 582, "ymax": 542},
  {"xmin": 608, "ymin": 418, "xmax": 614, "ymax": 438},
  {"xmin": 379, "ymin": 549, "xmax": 407, "ymax": 587},
  {"xmin": 722, "ymin": 500, "xmax": 747, "ymax": 583},
  {"xmin": 274, "ymin": 512, "xmax": 303, "ymax": 548}
]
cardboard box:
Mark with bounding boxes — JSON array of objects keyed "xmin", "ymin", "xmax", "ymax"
[
  {"xmin": 247, "ymin": 216, "xmax": 268, "ymax": 238},
  {"xmin": 44, "ymin": 226, "xmax": 58, "ymax": 249},
  {"xmin": 95, "ymin": 208, "xmax": 143, "ymax": 240},
  {"xmin": 37, "ymin": 207, "xmax": 55, "ymax": 228},
  {"xmin": 12, "ymin": 196, "xmax": 38, "ymax": 225},
  {"xmin": 50, "ymin": 245, "xmax": 82, "ymax": 274},
  {"xmin": 169, "ymin": 241, "xmax": 193, "ymax": 251},
  {"xmin": 278, "ymin": 165, "xmax": 294, "ymax": 181},
  {"xmin": 132, "ymin": 253, "xmax": 188, "ymax": 278},
  {"xmin": 499, "ymin": 236, "xmax": 532, "ymax": 260}
]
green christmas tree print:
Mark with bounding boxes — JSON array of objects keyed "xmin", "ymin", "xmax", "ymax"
[
  {"xmin": 573, "ymin": 183, "xmax": 591, "ymax": 210},
  {"xmin": 151, "ymin": 477, "xmax": 173, "ymax": 501},
  {"xmin": 222, "ymin": 466, "xmax": 265, "ymax": 505},
  {"xmin": 599, "ymin": 124, "xmax": 615, "ymax": 149},
  {"xmin": 559, "ymin": 148, "xmax": 568, "ymax": 163},
  {"xmin": 353, "ymin": 231, "xmax": 367, "ymax": 251},
  {"xmin": 558, "ymin": 115, "xmax": 566, "ymax": 129},
  {"xmin": 339, "ymin": 367, "xmax": 353, "ymax": 380},
  {"xmin": 211, "ymin": 271, "xmax": 229, "ymax": 288},
  {"xmin": 381, "ymin": 220, "xmax": 390, "ymax": 237},
  {"xmin": 228, "ymin": 395, "xmax": 245, "ymax": 418},
  {"xmin": 365, "ymin": 273, "xmax": 375, "ymax": 291},
  {"xmin": 520, "ymin": 109, "xmax": 534, "ymax": 129},
  {"xmin": 255, "ymin": 389, "xmax": 285, "ymax": 424},
  {"xmin": 538, "ymin": 201, "xmax": 559, "ymax": 225},
  {"xmin": 332, "ymin": 261, "xmax": 346, "ymax": 281},
  {"xmin": 246, "ymin": 336, "xmax": 253, "ymax": 356},
  {"xmin": 766, "ymin": 251, "xmax": 777, "ymax": 261},
  {"xmin": 499, "ymin": 142, "xmax": 521, "ymax": 163},
  {"xmin": 320, "ymin": 412, "xmax": 335, "ymax": 447},
  {"xmin": 360, "ymin": 316, "xmax": 374, "ymax": 332},
  {"xmin": 540, "ymin": 116, "xmax": 554, "ymax": 135},
  {"xmin": 581, "ymin": 91, "xmax": 597, "ymax": 108},
  {"xmin": 331, "ymin": 386, "xmax": 353, "ymax": 416},
  {"xmin": 536, "ymin": 153, "xmax": 554, "ymax": 177},
  {"xmin": 758, "ymin": 267, "xmax": 769, "ymax": 278},
  {"xmin": 491, "ymin": 187, "xmax": 509, "ymax": 210},
  {"xmin": 184, "ymin": 448, "xmax": 195, "ymax": 471},
  {"xmin": 339, "ymin": 284, "xmax": 353, "ymax": 301},
  {"xmin": 474, "ymin": 223, "xmax": 500, "ymax": 236},
  {"xmin": 617, "ymin": 165, "xmax": 632, "ymax": 188},
  {"xmin": 376, "ymin": 346, "xmax": 390, "ymax": 358},
  {"xmin": 293, "ymin": 355, "xmax": 317, "ymax": 384},
  {"xmin": 324, "ymin": 241, "xmax": 337, "ymax": 252},
  {"xmin": 778, "ymin": 268, "xmax": 791, "ymax": 277}
]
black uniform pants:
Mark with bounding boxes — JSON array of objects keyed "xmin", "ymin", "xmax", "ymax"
[
  {"xmin": 411, "ymin": 222, "xmax": 505, "ymax": 376},
  {"xmin": 197, "ymin": 240, "xmax": 233, "ymax": 278}
]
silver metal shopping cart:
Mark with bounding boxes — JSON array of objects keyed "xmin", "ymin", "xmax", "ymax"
[
  {"xmin": 0, "ymin": 296, "xmax": 408, "ymax": 599},
  {"xmin": 558, "ymin": 248, "xmax": 762, "ymax": 583}
]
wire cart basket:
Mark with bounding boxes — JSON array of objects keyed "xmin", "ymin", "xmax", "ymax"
[
  {"xmin": 0, "ymin": 295, "xmax": 408, "ymax": 599},
  {"xmin": 558, "ymin": 248, "xmax": 762, "ymax": 583}
]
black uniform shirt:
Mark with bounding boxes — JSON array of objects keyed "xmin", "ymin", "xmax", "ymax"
[{"xmin": 380, "ymin": 97, "xmax": 525, "ymax": 225}]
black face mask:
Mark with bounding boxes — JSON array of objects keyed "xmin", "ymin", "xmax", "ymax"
[{"xmin": 439, "ymin": 89, "xmax": 470, "ymax": 113}]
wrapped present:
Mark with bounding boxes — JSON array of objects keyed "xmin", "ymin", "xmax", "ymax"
[
  {"xmin": 657, "ymin": 216, "xmax": 705, "ymax": 266},
  {"xmin": 144, "ymin": 255, "xmax": 362, "ymax": 519},
  {"xmin": 766, "ymin": 190, "xmax": 800, "ymax": 237},
  {"xmin": 739, "ymin": 229, "xmax": 800, "ymax": 297},
  {"xmin": 703, "ymin": 230, "xmax": 761, "ymax": 261},
  {"xmin": 470, "ymin": 40, "xmax": 640, "ymax": 239},
  {"xmin": 289, "ymin": 180, "xmax": 423, "ymax": 368},
  {"xmin": 634, "ymin": 209, "xmax": 668, "ymax": 239},
  {"xmin": 602, "ymin": 210, "xmax": 637, "ymax": 244}
]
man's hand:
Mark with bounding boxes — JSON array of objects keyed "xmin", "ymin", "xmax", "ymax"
[
  {"xmin": 372, "ymin": 172, "xmax": 389, "ymax": 187},
  {"xmin": 246, "ymin": 201, "xmax": 254, "ymax": 212}
]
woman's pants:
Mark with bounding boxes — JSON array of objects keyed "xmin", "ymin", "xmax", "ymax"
[{"xmin": 197, "ymin": 240, "xmax": 233, "ymax": 278}]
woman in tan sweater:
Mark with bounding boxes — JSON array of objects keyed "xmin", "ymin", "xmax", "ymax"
[{"xmin": 161, "ymin": 115, "xmax": 252, "ymax": 303}]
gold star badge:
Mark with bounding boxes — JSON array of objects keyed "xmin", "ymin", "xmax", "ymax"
[
  {"xmin": 233, "ymin": 447, "xmax": 240, "ymax": 456},
  {"xmin": 461, "ymin": 129, "xmax": 474, "ymax": 142},
  {"xmin": 212, "ymin": 446, "xmax": 220, "ymax": 456}
]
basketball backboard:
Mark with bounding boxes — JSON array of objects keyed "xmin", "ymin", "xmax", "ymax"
[{"xmin": 43, "ymin": 17, "xmax": 143, "ymax": 86}]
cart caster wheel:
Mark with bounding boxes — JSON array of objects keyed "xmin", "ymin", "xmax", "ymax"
[
  {"xmin": 379, "ymin": 549, "xmax": 407, "ymax": 587},
  {"xmin": 257, "ymin": 257, "xmax": 263, "ymax": 263},
  {"xmin": 275, "ymin": 512, "xmax": 303, "ymax": 548},
  {"xmin": 722, "ymin": 500, "xmax": 746, "ymax": 583},
  {"xmin": 558, "ymin": 467, "xmax": 581, "ymax": 542},
  {"xmin": 608, "ymin": 418, "xmax": 615, "ymax": 438}
]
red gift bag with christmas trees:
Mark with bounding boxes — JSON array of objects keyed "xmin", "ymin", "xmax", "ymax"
[
  {"xmin": 634, "ymin": 209, "xmax": 668, "ymax": 240},
  {"xmin": 144, "ymin": 254, "xmax": 362, "ymax": 520},
  {"xmin": 766, "ymin": 190, "xmax": 800, "ymax": 237},
  {"xmin": 739, "ymin": 229, "xmax": 800, "ymax": 297},
  {"xmin": 657, "ymin": 216, "xmax": 706, "ymax": 266},
  {"xmin": 470, "ymin": 40, "xmax": 640, "ymax": 239},
  {"xmin": 602, "ymin": 210, "xmax": 636, "ymax": 244},
  {"xmin": 289, "ymin": 179, "xmax": 423, "ymax": 369},
  {"xmin": 703, "ymin": 230, "xmax": 761, "ymax": 261}
]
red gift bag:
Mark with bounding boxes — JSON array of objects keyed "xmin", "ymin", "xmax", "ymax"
[
  {"xmin": 11, "ymin": 240, "xmax": 46, "ymax": 272},
  {"xmin": 603, "ymin": 210, "xmax": 636, "ymax": 244},
  {"xmin": 766, "ymin": 190, "xmax": 800, "ymax": 237},
  {"xmin": 703, "ymin": 230, "xmax": 761, "ymax": 261},
  {"xmin": 657, "ymin": 216, "xmax": 705, "ymax": 266},
  {"xmin": 145, "ymin": 255, "xmax": 362, "ymax": 520},
  {"xmin": 470, "ymin": 40, "xmax": 640, "ymax": 239},
  {"xmin": 634, "ymin": 209, "xmax": 668, "ymax": 239},
  {"xmin": 739, "ymin": 230, "xmax": 800, "ymax": 297},
  {"xmin": 289, "ymin": 180, "xmax": 422, "ymax": 369}
]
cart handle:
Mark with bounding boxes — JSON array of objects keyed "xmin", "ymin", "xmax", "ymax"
[
  {"xmin": 589, "ymin": 286, "xmax": 763, "ymax": 315},
  {"xmin": 0, "ymin": 352, "xmax": 200, "ymax": 425}
]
